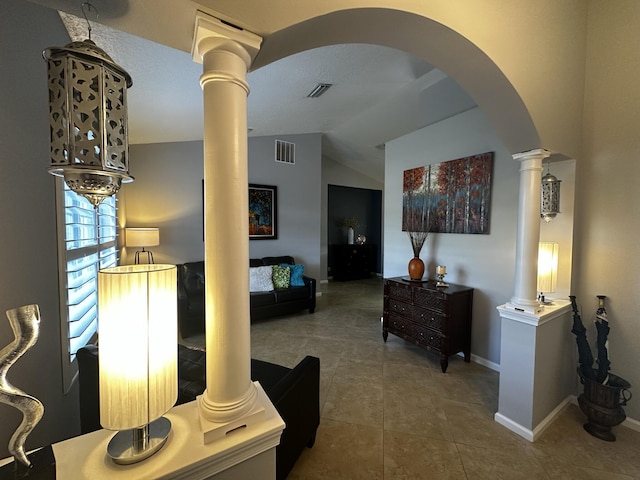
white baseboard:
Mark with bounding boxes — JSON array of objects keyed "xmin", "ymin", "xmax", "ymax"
[
  {"xmin": 495, "ymin": 395, "xmax": 574, "ymax": 442},
  {"xmin": 624, "ymin": 415, "xmax": 640, "ymax": 432},
  {"xmin": 456, "ymin": 352, "xmax": 500, "ymax": 372}
]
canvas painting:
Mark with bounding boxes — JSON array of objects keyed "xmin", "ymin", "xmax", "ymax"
[
  {"xmin": 249, "ymin": 184, "xmax": 278, "ymax": 239},
  {"xmin": 402, "ymin": 152, "xmax": 493, "ymax": 234}
]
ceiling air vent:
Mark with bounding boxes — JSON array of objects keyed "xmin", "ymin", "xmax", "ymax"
[
  {"xmin": 306, "ymin": 83, "xmax": 332, "ymax": 98},
  {"xmin": 275, "ymin": 139, "xmax": 295, "ymax": 165}
]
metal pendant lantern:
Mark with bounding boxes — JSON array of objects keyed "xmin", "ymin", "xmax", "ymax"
[
  {"xmin": 540, "ymin": 163, "xmax": 561, "ymax": 223},
  {"xmin": 44, "ymin": 38, "xmax": 134, "ymax": 208}
]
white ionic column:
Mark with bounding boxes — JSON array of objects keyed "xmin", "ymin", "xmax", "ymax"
[
  {"xmin": 507, "ymin": 148, "xmax": 549, "ymax": 313},
  {"xmin": 192, "ymin": 13, "xmax": 266, "ymax": 442}
]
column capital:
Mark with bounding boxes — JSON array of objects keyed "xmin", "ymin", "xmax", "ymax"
[
  {"xmin": 192, "ymin": 11, "xmax": 262, "ymax": 66},
  {"xmin": 512, "ymin": 148, "xmax": 550, "ymax": 162}
]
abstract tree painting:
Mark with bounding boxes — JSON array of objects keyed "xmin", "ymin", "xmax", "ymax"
[{"xmin": 402, "ymin": 152, "xmax": 493, "ymax": 234}]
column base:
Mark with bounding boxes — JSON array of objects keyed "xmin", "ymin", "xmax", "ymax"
[{"xmin": 198, "ymin": 381, "xmax": 266, "ymax": 444}]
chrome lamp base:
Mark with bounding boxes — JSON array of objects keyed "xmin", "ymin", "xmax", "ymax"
[
  {"xmin": 134, "ymin": 248, "xmax": 155, "ymax": 264},
  {"xmin": 107, "ymin": 416, "xmax": 171, "ymax": 465}
]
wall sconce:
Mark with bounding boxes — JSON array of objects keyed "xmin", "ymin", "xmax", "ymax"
[
  {"xmin": 540, "ymin": 161, "xmax": 561, "ymax": 222},
  {"xmin": 537, "ymin": 242, "xmax": 559, "ymax": 304},
  {"xmin": 126, "ymin": 228, "xmax": 160, "ymax": 264},
  {"xmin": 43, "ymin": 8, "xmax": 133, "ymax": 209},
  {"xmin": 98, "ymin": 264, "xmax": 177, "ymax": 465}
]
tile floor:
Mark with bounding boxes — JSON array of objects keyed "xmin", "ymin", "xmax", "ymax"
[{"xmin": 189, "ymin": 277, "xmax": 640, "ymax": 479}]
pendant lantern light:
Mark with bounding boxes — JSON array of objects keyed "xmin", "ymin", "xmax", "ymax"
[
  {"xmin": 540, "ymin": 160, "xmax": 561, "ymax": 223},
  {"xmin": 43, "ymin": 4, "xmax": 133, "ymax": 208}
]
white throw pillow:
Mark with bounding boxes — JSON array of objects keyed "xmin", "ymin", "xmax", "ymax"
[{"xmin": 249, "ymin": 266, "xmax": 274, "ymax": 292}]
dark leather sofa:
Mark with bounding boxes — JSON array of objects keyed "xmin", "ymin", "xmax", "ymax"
[
  {"xmin": 177, "ymin": 256, "xmax": 316, "ymax": 338},
  {"xmin": 77, "ymin": 344, "xmax": 320, "ymax": 480}
]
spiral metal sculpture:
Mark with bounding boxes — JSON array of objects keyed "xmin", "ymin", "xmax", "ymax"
[{"xmin": 0, "ymin": 304, "xmax": 44, "ymax": 468}]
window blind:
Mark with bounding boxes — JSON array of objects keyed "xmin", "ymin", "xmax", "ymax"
[{"xmin": 57, "ymin": 180, "xmax": 118, "ymax": 391}]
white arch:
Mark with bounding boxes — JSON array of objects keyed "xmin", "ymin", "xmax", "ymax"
[{"xmin": 253, "ymin": 8, "xmax": 540, "ymax": 155}]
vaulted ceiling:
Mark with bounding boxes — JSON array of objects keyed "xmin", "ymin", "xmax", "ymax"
[{"xmin": 35, "ymin": 1, "xmax": 477, "ymax": 183}]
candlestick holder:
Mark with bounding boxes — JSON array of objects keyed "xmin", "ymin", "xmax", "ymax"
[
  {"xmin": 435, "ymin": 266, "xmax": 449, "ymax": 288},
  {"xmin": 436, "ymin": 273, "xmax": 449, "ymax": 288}
]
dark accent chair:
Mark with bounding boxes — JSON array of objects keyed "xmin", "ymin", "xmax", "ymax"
[
  {"xmin": 77, "ymin": 344, "xmax": 320, "ymax": 480},
  {"xmin": 177, "ymin": 256, "xmax": 316, "ymax": 339}
]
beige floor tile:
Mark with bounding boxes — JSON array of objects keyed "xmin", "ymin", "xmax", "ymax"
[
  {"xmin": 322, "ymin": 381, "xmax": 384, "ymax": 428},
  {"xmin": 384, "ymin": 384, "xmax": 454, "ymax": 442},
  {"xmin": 536, "ymin": 452, "xmax": 635, "ymax": 480},
  {"xmin": 287, "ymin": 419, "xmax": 383, "ymax": 480},
  {"xmin": 443, "ymin": 399, "xmax": 532, "ymax": 455},
  {"xmin": 456, "ymin": 443, "xmax": 550, "ymax": 479},
  {"xmin": 383, "ymin": 430, "xmax": 466, "ymax": 479},
  {"xmin": 532, "ymin": 404, "xmax": 640, "ymax": 477}
]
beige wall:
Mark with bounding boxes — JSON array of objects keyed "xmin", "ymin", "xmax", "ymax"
[
  {"xmin": 61, "ymin": 0, "xmax": 588, "ymax": 157},
  {"xmin": 573, "ymin": 0, "xmax": 640, "ymax": 421}
]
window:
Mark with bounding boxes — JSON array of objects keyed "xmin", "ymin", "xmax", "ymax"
[{"xmin": 56, "ymin": 180, "xmax": 118, "ymax": 392}]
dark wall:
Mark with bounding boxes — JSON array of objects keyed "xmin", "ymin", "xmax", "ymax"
[
  {"xmin": 0, "ymin": 0, "xmax": 81, "ymax": 457},
  {"xmin": 327, "ymin": 185, "xmax": 382, "ymax": 275}
]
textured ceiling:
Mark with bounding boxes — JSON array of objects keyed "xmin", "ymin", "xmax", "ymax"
[{"xmin": 54, "ymin": 7, "xmax": 476, "ymax": 183}]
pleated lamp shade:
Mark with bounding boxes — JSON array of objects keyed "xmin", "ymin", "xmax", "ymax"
[
  {"xmin": 537, "ymin": 242, "xmax": 559, "ymax": 294},
  {"xmin": 97, "ymin": 264, "xmax": 177, "ymax": 463}
]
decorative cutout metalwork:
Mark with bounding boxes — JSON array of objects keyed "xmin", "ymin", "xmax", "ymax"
[{"xmin": 44, "ymin": 36, "xmax": 133, "ymax": 207}]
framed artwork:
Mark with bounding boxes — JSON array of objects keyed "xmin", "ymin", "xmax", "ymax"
[
  {"xmin": 249, "ymin": 184, "xmax": 278, "ymax": 239},
  {"xmin": 402, "ymin": 152, "xmax": 494, "ymax": 234}
]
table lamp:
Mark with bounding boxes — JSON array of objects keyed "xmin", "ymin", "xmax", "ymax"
[
  {"xmin": 126, "ymin": 228, "xmax": 160, "ymax": 264},
  {"xmin": 98, "ymin": 264, "xmax": 177, "ymax": 464},
  {"xmin": 537, "ymin": 242, "xmax": 559, "ymax": 305}
]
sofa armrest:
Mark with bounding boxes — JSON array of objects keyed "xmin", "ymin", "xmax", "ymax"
[
  {"xmin": 302, "ymin": 275, "xmax": 316, "ymax": 313},
  {"xmin": 77, "ymin": 345, "xmax": 101, "ymax": 434},
  {"xmin": 267, "ymin": 355, "xmax": 320, "ymax": 480}
]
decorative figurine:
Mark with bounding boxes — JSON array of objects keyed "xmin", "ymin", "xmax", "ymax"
[{"xmin": 0, "ymin": 304, "xmax": 45, "ymax": 470}]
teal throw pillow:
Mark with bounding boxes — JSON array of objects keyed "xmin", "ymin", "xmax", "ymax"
[
  {"xmin": 272, "ymin": 265, "xmax": 291, "ymax": 289},
  {"xmin": 283, "ymin": 263, "xmax": 305, "ymax": 287}
]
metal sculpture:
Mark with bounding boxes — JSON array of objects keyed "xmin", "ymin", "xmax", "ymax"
[{"xmin": 0, "ymin": 304, "xmax": 44, "ymax": 468}]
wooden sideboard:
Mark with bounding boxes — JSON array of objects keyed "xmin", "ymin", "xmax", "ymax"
[
  {"xmin": 382, "ymin": 277, "xmax": 473, "ymax": 373},
  {"xmin": 331, "ymin": 244, "xmax": 376, "ymax": 281}
]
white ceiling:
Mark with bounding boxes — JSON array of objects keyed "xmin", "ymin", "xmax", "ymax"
[{"xmin": 54, "ymin": 6, "xmax": 476, "ymax": 183}]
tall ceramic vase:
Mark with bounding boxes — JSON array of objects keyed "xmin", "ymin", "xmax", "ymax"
[
  {"xmin": 408, "ymin": 256, "xmax": 425, "ymax": 281},
  {"xmin": 347, "ymin": 227, "xmax": 354, "ymax": 245}
]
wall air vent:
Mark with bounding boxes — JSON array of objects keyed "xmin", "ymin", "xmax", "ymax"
[
  {"xmin": 275, "ymin": 139, "xmax": 295, "ymax": 165},
  {"xmin": 306, "ymin": 83, "xmax": 332, "ymax": 98}
]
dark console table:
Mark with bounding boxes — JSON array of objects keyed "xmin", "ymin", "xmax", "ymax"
[
  {"xmin": 382, "ymin": 277, "xmax": 473, "ymax": 373},
  {"xmin": 331, "ymin": 244, "xmax": 376, "ymax": 281}
]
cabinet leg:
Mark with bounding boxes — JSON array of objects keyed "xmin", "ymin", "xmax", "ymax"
[
  {"xmin": 440, "ymin": 355, "xmax": 448, "ymax": 373},
  {"xmin": 464, "ymin": 350, "xmax": 471, "ymax": 363},
  {"xmin": 382, "ymin": 329, "xmax": 388, "ymax": 342}
]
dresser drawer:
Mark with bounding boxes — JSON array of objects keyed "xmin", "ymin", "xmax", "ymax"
[
  {"xmin": 388, "ymin": 314, "xmax": 442, "ymax": 352},
  {"xmin": 387, "ymin": 298, "xmax": 411, "ymax": 317},
  {"xmin": 412, "ymin": 305, "xmax": 444, "ymax": 331},
  {"xmin": 413, "ymin": 288, "xmax": 445, "ymax": 312},
  {"xmin": 386, "ymin": 281, "xmax": 412, "ymax": 302}
]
